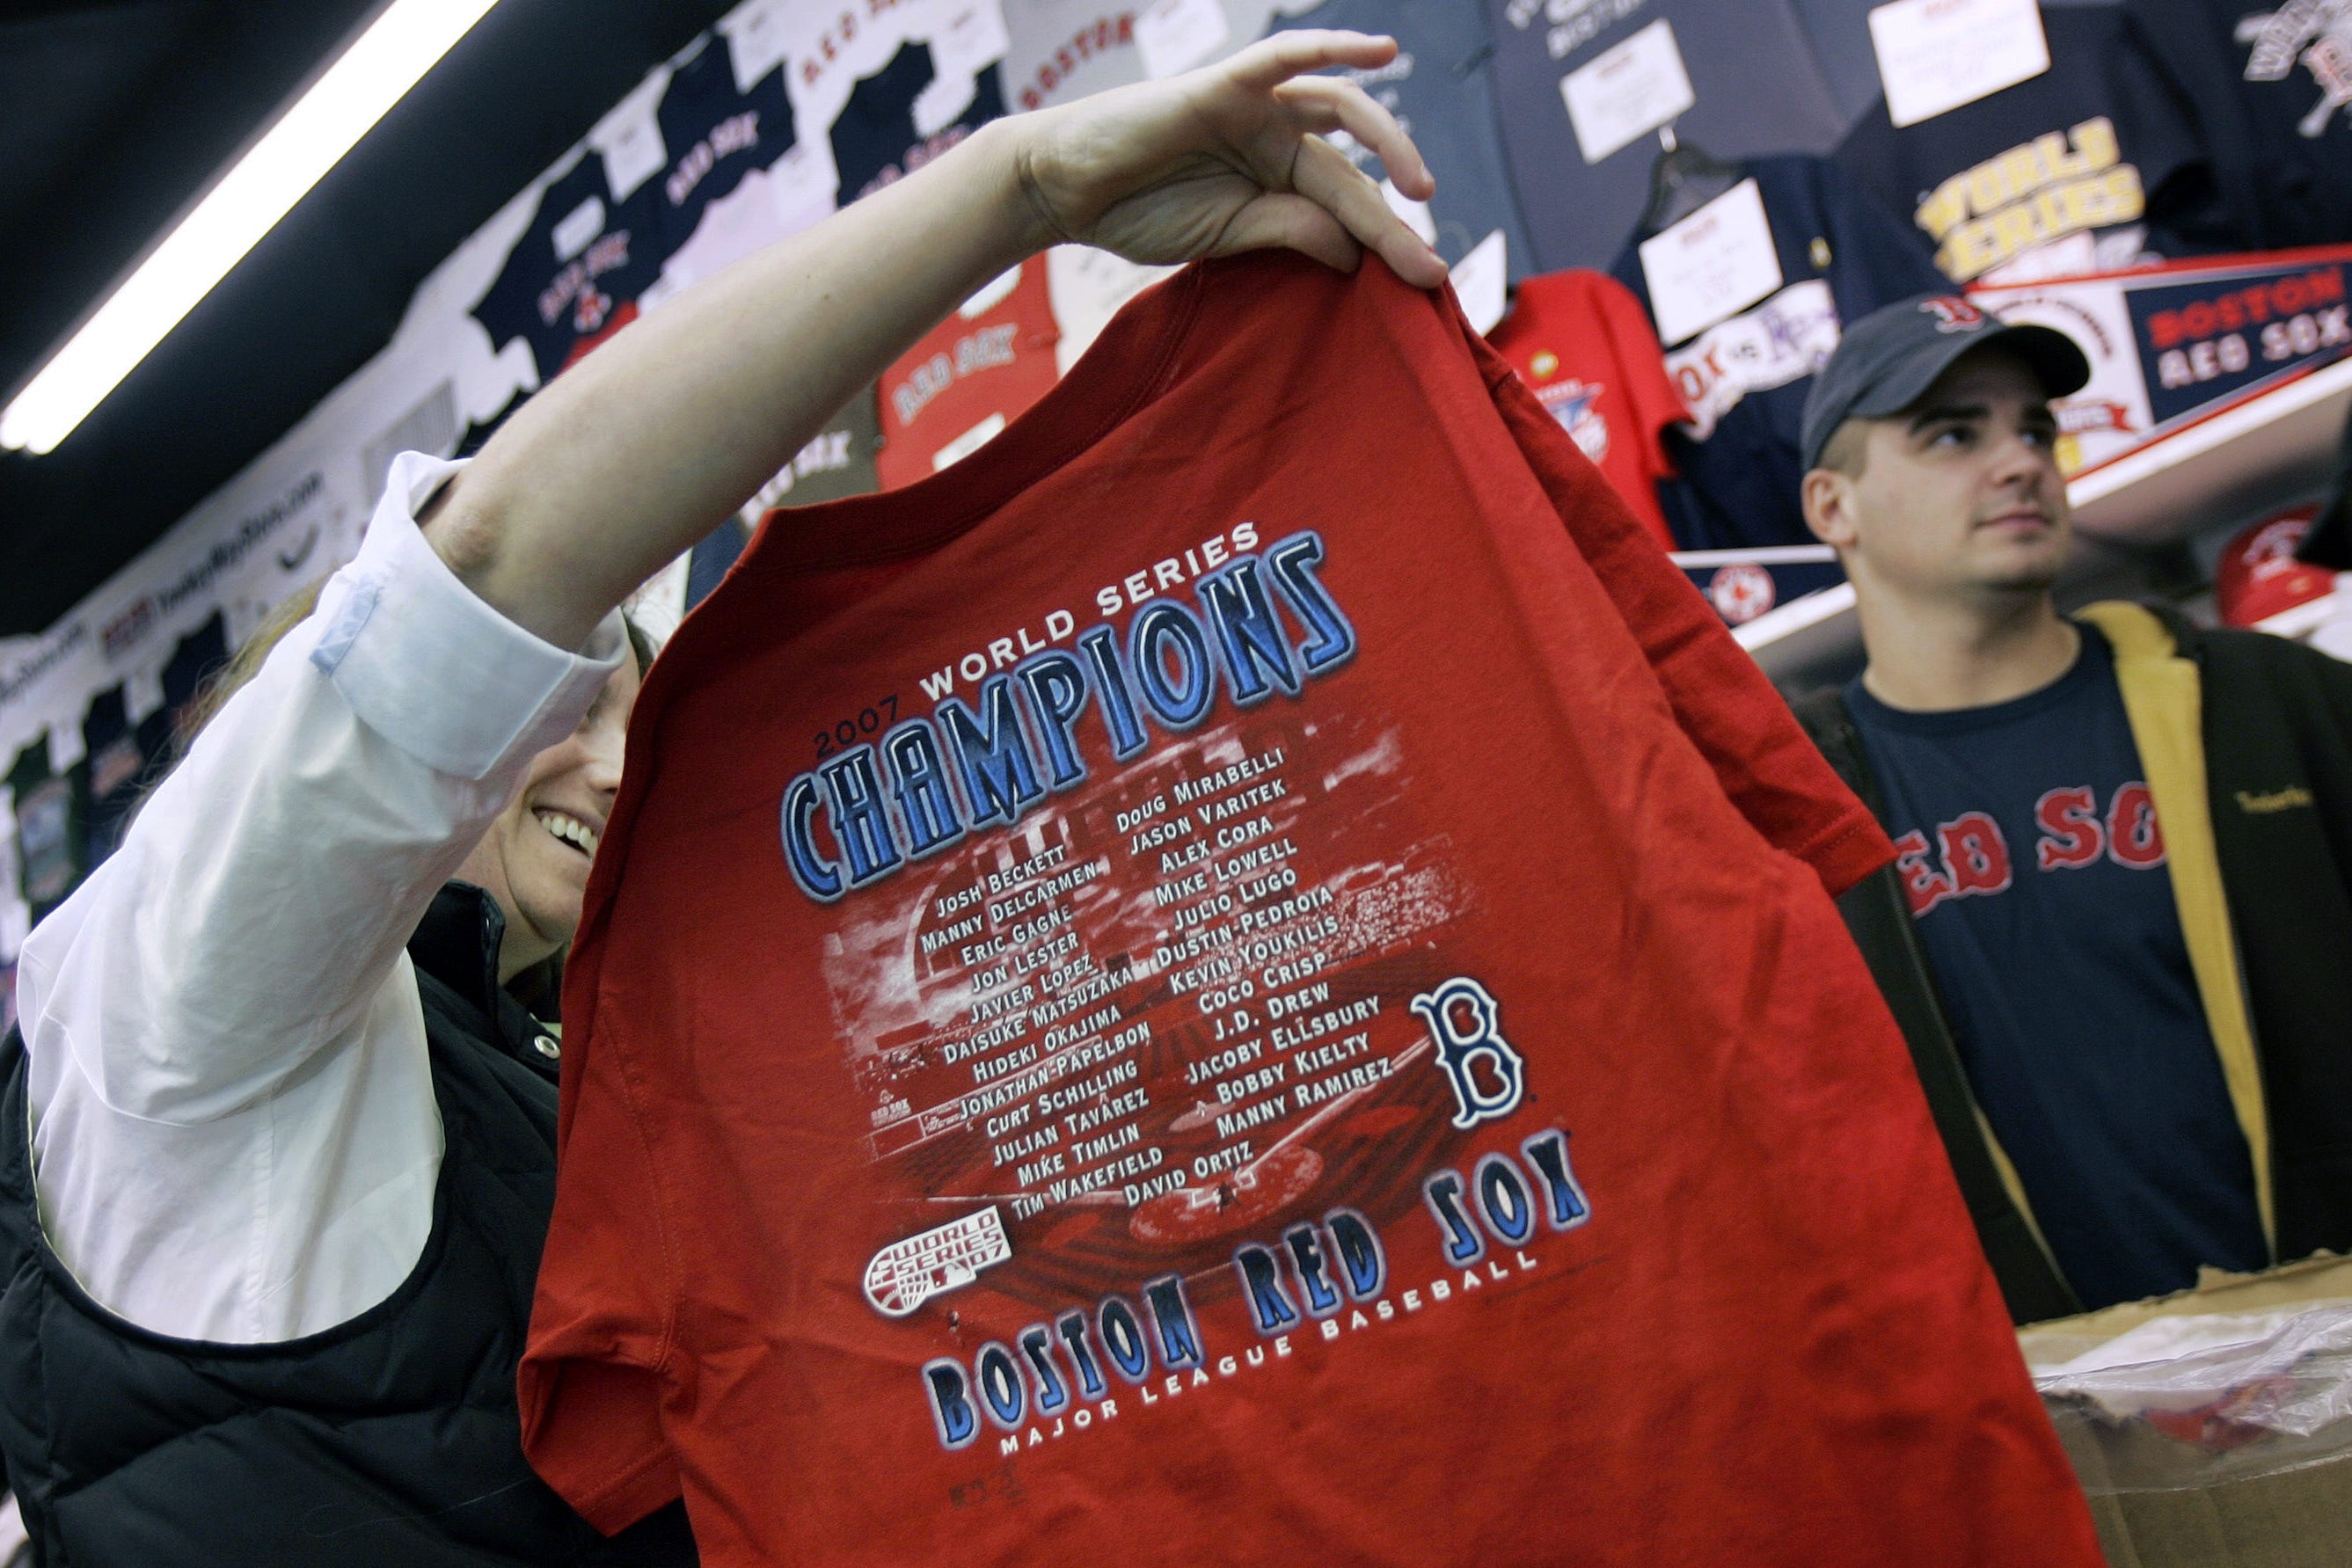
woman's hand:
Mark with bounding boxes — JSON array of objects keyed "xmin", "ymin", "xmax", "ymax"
[{"xmin": 1010, "ymin": 31, "xmax": 1448, "ymax": 289}]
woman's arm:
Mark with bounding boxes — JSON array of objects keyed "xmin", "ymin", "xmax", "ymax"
[{"xmin": 427, "ymin": 30, "xmax": 1443, "ymax": 651}]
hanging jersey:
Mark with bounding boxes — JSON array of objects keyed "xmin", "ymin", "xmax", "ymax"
[
  {"xmin": 1845, "ymin": 631, "xmax": 2268, "ymax": 1309},
  {"xmin": 1483, "ymin": 0, "xmax": 1847, "ymax": 272},
  {"xmin": 1241, "ymin": 0, "xmax": 1538, "ymax": 273},
  {"xmin": 1487, "ymin": 269, "xmax": 1686, "ymax": 547},
  {"xmin": 519, "ymin": 252, "xmax": 2100, "ymax": 1568},
  {"xmin": 1610, "ymin": 156, "xmax": 1948, "ymax": 567},
  {"xmin": 654, "ymin": 38, "xmax": 797, "ymax": 252},
  {"xmin": 875, "ymin": 262, "xmax": 1061, "ymax": 490},
  {"xmin": 1834, "ymin": 6, "xmax": 2204, "ymax": 285},
  {"xmin": 472, "ymin": 156, "xmax": 664, "ymax": 383},
  {"xmin": 830, "ymin": 41, "xmax": 1008, "ymax": 208},
  {"xmin": 2116, "ymin": 0, "xmax": 2352, "ymax": 251}
]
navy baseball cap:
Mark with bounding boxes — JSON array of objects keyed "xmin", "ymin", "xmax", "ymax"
[{"xmin": 1800, "ymin": 294, "xmax": 2092, "ymax": 472}]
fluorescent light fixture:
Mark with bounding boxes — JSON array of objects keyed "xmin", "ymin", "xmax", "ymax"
[{"xmin": 0, "ymin": 0, "xmax": 505, "ymax": 455}]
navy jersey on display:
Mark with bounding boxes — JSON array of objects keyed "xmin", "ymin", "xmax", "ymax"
[
  {"xmin": 1845, "ymin": 631, "xmax": 2268, "ymax": 1310},
  {"xmin": 829, "ymin": 42, "xmax": 1007, "ymax": 208},
  {"xmin": 655, "ymin": 40, "xmax": 796, "ymax": 252},
  {"xmin": 78, "ymin": 687, "xmax": 166, "ymax": 869},
  {"xmin": 1484, "ymin": 0, "xmax": 1847, "ymax": 272},
  {"xmin": 7, "ymin": 740, "xmax": 82, "ymax": 925},
  {"xmin": 473, "ymin": 155, "xmax": 665, "ymax": 383},
  {"xmin": 1253, "ymin": 0, "xmax": 1536, "ymax": 273},
  {"xmin": 1609, "ymin": 156, "xmax": 1947, "ymax": 562},
  {"xmin": 1835, "ymin": 5, "xmax": 2205, "ymax": 285},
  {"xmin": 2118, "ymin": 0, "xmax": 2352, "ymax": 251}
]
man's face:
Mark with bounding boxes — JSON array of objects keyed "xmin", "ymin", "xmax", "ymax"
[
  {"xmin": 457, "ymin": 651, "xmax": 640, "ymax": 969},
  {"xmin": 1811, "ymin": 348, "xmax": 2071, "ymax": 600}
]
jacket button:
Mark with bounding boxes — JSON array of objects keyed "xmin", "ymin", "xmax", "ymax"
[{"xmin": 533, "ymin": 1034, "xmax": 562, "ymax": 1061}]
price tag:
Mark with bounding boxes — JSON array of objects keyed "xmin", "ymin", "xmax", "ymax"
[
  {"xmin": 1559, "ymin": 18, "xmax": 1696, "ymax": 166},
  {"xmin": 720, "ymin": 0, "xmax": 794, "ymax": 93},
  {"xmin": 594, "ymin": 95, "xmax": 668, "ymax": 201},
  {"xmin": 933, "ymin": 412, "xmax": 1008, "ymax": 471},
  {"xmin": 1638, "ymin": 179, "xmax": 1785, "ymax": 347},
  {"xmin": 1452, "ymin": 229, "xmax": 1509, "ymax": 337},
  {"xmin": 931, "ymin": 0, "xmax": 1011, "ymax": 81},
  {"xmin": 1136, "ymin": 0, "xmax": 1229, "ymax": 80},
  {"xmin": 125, "ymin": 664, "xmax": 166, "ymax": 722},
  {"xmin": 551, "ymin": 192, "xmax": 606, "ymax": 265},
  {"xmin": 768, "ymin": 140, "xmax": 840, "ymax": 225},
  {"xmin": 913, "ymin": 69, "xmax": 979, "ymax": 136},
  {"xmin": 1869, "ymin": 0, "xmax": 2049, "ymax": 128}
]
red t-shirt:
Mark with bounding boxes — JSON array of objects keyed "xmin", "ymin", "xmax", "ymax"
[
  {"xmin": 875, "ymin": 259, "xmax": 1062, "ymax": 489},
  {"xmin": 1486, "ymin": 268, "xmax": 1687, "ymax": 551},
  {"xmin": 522, "ymin": 255, "xmax": 2099, "ymax": 1567}
]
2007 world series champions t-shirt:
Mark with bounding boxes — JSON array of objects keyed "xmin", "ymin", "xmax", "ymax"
[{"xmin": 521, "ymin": 255, "xmax": 2101, "ymax": 1566}]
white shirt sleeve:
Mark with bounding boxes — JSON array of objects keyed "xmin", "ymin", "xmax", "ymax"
[{"xmin": 12, "ymin": 452, "xmax": 625, "ymax": 1343}]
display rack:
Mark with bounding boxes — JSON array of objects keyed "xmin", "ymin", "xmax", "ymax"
[{"xmin": 1733, "ymin": 355, "xmax": 2352, "ymax": 686}]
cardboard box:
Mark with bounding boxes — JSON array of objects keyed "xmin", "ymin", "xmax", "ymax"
[{"xmin": 2019, "ymin": 1254, "xmax": 2352, "ymax": 1568}]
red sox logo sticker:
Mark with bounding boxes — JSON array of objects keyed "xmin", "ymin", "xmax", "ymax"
[{"xmin": 1708, "ymin": 563, "xmax": 1777, "ymax": 624}]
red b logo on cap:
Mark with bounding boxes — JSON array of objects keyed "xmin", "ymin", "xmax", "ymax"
[{"xmin": 1920, "ymin": 297, "xmax": 1986, "ymax": 333}]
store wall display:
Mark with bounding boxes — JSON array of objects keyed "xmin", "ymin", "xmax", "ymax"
[
  {"xmin": 2118, "ymin": 0, "xmax": 2352, "ymax": 252},
  {"xmin": 1483, "ymin": 0, "xmax": 1848, "ymax": 273},
  {"xmin": 520, "ymin": 252, "xmax": 2100, "ymax": 1566},
  {"xmin": 16, "ymin": 0, "xmax": 2352, "ymax": 988},
  {"xmin": 1486, "ymin": 268, "xmax": 1687, "ymax": 547},
  {"xmin": 1836, "ymin": 4, "xmax": 2204, "ymax": 284},
  {"xmin": 1609, "ymin": 157, "xmax": 1949, "ymax": 616}
]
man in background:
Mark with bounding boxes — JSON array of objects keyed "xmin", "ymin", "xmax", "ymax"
[{"xmin": 1791, "ymin": 295, "xmax": 2352, "ymax": 1320}]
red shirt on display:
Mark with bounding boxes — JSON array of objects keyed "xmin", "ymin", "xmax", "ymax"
[
  {"xmin": 875, "ymin": 259, "xmax": 1061, "ymax": 489},
  {"xmin": 520, "ymin": 255, "xmax": 2101, "ymax": 1567},
  {"xmin": 1486, "ymin": 268, "xmax": 1688, "ymax": 550}
]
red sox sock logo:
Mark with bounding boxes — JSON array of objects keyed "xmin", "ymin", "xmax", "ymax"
[{"xmin": 1411, "ymin": 978, "xmax": 1527, "ymax": 1130}]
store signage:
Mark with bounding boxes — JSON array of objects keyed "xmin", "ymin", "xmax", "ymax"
[
  {"xmin": 1868, "ymin": 0, "xmax": 2049, "ymax": 128},
  {"xmin": 1971, "ymin": 249, "xmax": 2352, "ymax": 477},
  {"xmin": 2129, "ymin": 263, "xmax": 2351, "ymax": 425},
  {"xmin": 1559, "ymin": 18, "xmax": 1695, "ymax": 165}
]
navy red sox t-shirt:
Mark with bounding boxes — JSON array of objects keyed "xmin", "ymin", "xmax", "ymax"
[
  {"xmin": 517, "ymin": 253, "xmax": 2100, "ymax": 1566},
  {"xmin": 474, "ymin": 154, "xmax": 663, "ymax": 383},
  {"xmin": 831, "ymin": 40, "xmax": 1008, "ymax": 208},
  {"xmin": 2119, "ymin": 0, "xmax": 2352, "ymax": 252},
  {"xmin": 1484, "ymin": 0, "xmax": 1847, "ymax": 272},
  {"xmin": 1846, "ymin": 627, "xmax": 2268, "ymax": 1309},
  {"xmin": 654, "ymin": 37, "xmax": 796, "ymax": 252},
  {"xmin": 1834, "ymin": 4, "xmax": 2205, "ymax": 285},
  {"xmin": 1254, "ymin": 0, "xmax": 1537, "ymax": 274}
]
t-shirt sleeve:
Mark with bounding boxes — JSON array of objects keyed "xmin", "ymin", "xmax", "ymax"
[
  {"xmin": 1467, "ymin": 323, "xmax": 1895, "ymax": 896},
  {"xmin": 519, "ymin": 1006, "xmax": 682, "ymax": 1535},
  {"xmin": 1595, "ymin": 273, "xmax": 1690, "ymax": 489}
]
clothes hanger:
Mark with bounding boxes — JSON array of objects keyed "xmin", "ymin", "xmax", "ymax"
[{"xmin": 1637, "ymin": 123, "xmax": 1742, "ymax": 237}]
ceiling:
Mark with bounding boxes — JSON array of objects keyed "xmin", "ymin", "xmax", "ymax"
[{"xmin": 0, "ymin": 0, "xmax": 737, "ymax": 637}]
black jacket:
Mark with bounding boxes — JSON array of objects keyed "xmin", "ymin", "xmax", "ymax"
[
  {"xmin": 0, "ymin": 885, "xmax": 696, "ymax": 1564},
  {"xmin": 1795, "ymin": 605, "xmax": 2352, "ymax": 1323}
]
